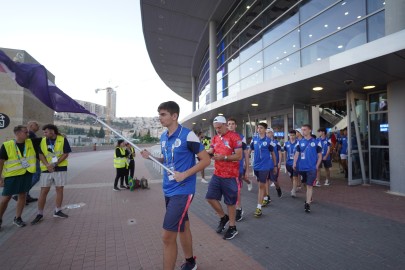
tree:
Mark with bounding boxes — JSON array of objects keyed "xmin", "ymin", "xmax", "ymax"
[
  {"xmin": 88, "ymin": 127, "xmax": 95, "ymax": 137},
  {"xmin": 98, "ymin": 127, "xmax": 105, "ymax": 138}
]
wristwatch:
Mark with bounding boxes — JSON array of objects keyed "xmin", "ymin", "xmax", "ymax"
[{"xmin": 224, "ymin": 156, "xmax": 228, "ymax": 161}]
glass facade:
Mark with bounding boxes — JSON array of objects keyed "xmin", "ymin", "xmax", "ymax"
[{"xmin": 196, "ymin": 0, "xmax": 386, "ymax": 106}]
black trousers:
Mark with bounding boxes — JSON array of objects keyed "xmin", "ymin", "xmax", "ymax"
[
  {"xmin": 114, "ymin": 168, "xmax": 128, "ymax": 187},
  {"xmin": 128, "ymin": 159, "xmax": 135, "ymax": 178}
]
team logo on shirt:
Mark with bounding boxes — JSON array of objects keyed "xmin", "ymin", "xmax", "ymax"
[
  {"xmin": 162, "ymin": 141, "xmax": 166, "ymax": 147},
  {"xmin": 311, "ymin": 142, "xmax": 315, "ymax": 147},
  {"xmin": 262, "ymin": 142, "xmax": 268, "ymax": 146},
  {"xmin": 174, "ymin": 138, "xmax": 182, "ymax": 147},
  {"xmin": 301, "ymin": 143, "xmax": 305, "ymax": 146}
]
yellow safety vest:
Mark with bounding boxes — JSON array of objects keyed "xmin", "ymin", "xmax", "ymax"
[
  {"xmin": 39, "ymin": 135, "xmax": 68, "ymax": 171},
  {"xmin": 114, "ymin": 147, "xmax": 127, "ymax": 168},
  {"xmin": 2, "ymin": 139, "xmax": 36, "ymax": 177}
]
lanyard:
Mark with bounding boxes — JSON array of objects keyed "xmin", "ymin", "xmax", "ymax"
[
  {"xmin": 288, "ymin": 140, "xmax": 296, "ymax": 158},
  {"xmin": 13, "ymin": 140, "xmax": 26, "ymax": 160},
  {"xmin": 47, "ymin": 138, "xmax": 56, "ymax": 154},
  {"xmin": 164, "ymin": 126, "xmax": 183, "ymax": 165},
  {"xmin": 300, "ymin": 138, "xmax": 313, "ymax": 154}
]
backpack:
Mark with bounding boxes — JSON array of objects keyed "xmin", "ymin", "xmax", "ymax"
[
  {"xmin": 140, "ymin": 177, "xmax": 149, "ymax": 189},
  {"xmin": 134, "ymin": 177, "xmax": 141, "ymax": 189}
]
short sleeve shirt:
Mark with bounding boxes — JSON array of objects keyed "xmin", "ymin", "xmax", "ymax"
[
  {"xmin": 296, "ymin": 138, "xmax": 322, "ymax": 171},
  {"xmin": 250, "ymin": 136, "xmax": 275, "ymax": 171},
  {"xmin": 211, "ymin": 131, "xmax": 242, "ymax": 178},
  {"xmin": 317, "ymin": 137, "xmax": 331, "ymax": 159},
  {"xmin": 284, "ymin": 140, "xmax": 298, "ymax": 166},
  {"xmin": 160, "ymin": 125, "xmax": 204, "ymax": 197}
]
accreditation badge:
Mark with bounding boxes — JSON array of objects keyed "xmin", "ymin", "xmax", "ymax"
[
  {"xmin": 51, "ymin": 156, "xmax": 58, "ymax": 163},
  {"xmin": 20, "ymin": 158, "xmax": 30, "ymax": 169},
  {"xmin": 301, "ymin": 153, "xmax": 306, "ymax": 160},
  {"xmin": 168, "ymin": 164, "xmax": 175, "ymax": 181}
]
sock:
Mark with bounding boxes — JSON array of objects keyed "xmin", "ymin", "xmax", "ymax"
[
  {"xmin": 257, "ymin": 204, "xmax": 262, "ymax": 209},
  {"xmin": 38, "ymin": 210, "xmax": 44, "ymax": 215},
  {"xmin": 186, "ymin": 256, "xmax": 195, "ymax": 264},
  {"xmin": 55, "ymin": 207, "xmax": 61, "ymax": 212},
  {"xmin": 229, "ymin": 225, "xmax": 236, "ymax": 229}
]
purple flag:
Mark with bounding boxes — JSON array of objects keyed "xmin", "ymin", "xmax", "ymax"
[{"xmin": 0, "ymin": 50, "xmax": 95, "ymax": 116}]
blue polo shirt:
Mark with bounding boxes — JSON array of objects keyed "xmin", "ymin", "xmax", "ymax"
[
  {"xmin": 250, "ymin": 136, "xmax": 274, "ymax": 171},
  {"xmin": 270, "ymin": 138, "xmax": 282, "ymax": 164},
  {"xmin": 160, "ymin": 125, "xmax": 204, "ymax": 197},
  {"xmin": 317, "ymin": 136, "xmax": 331, "ymax": 160},
  {"xmin": 284, "ymin": 140, "xmax": 298, "ymax": 166},
  {"xmin": 296, "ymin": 137, "xmax": 322, "ymax": 171},
  {"xmin": 340, "ymin": 135, "xmax": 348, "ymax": 155}
]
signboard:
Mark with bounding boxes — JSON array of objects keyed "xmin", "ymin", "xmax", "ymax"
[{"xmin": 0, "ymin": 113, "xmax": 10, "ymax": 129}]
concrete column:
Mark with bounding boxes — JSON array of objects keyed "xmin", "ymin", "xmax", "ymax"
[
  {"xmin": 284, "ymin": 114, "xmax": 288, "ymax": 142},
  {"xmin": 191, "ymin": 76, "xmax": 196, "ymax": 111},
  {"xmin": 311, "ymin": 105, "xmax": 320, "ymax": 133},
  {"xmin": 209, "ymin": 20, "xmax": 217, "ymax": 104},
  {"xmin": 388, "ymin": 80, "xmax": 405, "ymax": 195},
  {"xmin": 385, "ymin": 0, "xmax": 405, "ymax": 35}
]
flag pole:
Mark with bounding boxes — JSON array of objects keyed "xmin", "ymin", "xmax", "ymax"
[{"xmin": 93, "ymin": 116, "xmax": 174, "ymax": 175}]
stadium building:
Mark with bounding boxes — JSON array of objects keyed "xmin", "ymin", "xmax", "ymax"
[{"xmin": 141, "ymin": 0, "xmax": 405, "ymax": 194}]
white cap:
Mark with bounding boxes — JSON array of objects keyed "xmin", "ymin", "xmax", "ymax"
[
  {"xmin": 295, "ymin": 128, "xmax": 302, "ymax": 134},
  {"xmin": 213, "ymin": 116, "xmax": 227, "ymax": 124},
  {"xmin": 266, "ymin": 127, "xmax": 274, "ymax": 133}
]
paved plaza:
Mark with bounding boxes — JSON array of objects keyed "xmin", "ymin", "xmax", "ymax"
[{"xmin": 1, "ymin": 149, "xmax": 405, "ymax": 269}]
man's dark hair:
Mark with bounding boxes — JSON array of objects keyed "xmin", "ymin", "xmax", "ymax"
[
  {"xmin": 302, "ymin": 124, "xmax": 312, "ymax": 130},
  {"xmin": 13, "ymin": 125, "xmax": 27, "ymax": 134},
  {"xmin": 227, "ymin": 117, "xmax": 237, "ymax": 124},
  {"xmin": 289, "ymin": 129, "xmax": 296, "ymax": 134},
  {"xmin": 42, "ymin": 124, "xmax": 59, "ymax": 134},
  {"xmin": 158, "ymin": 101, "xmax": 180, "ymax": 119},
  {"xmin": 318, "ymin": 127, "xmax": 326, "ymax": 133},
  {"xmin": 257, "ymin": 122, "xmax": 268, "ymax": 129}
]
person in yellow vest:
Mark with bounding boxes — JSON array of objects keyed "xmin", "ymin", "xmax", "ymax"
[
  {"xmin": 113, "ymin": 140, "xmax": 129, "ymax": 191},
  {"xmin": 125, "ymin": 142, "xmax": 136, "ymax": 186},
  {"xmin": 198, "ymin": 132, "xmax": 210, "ymax": 183},
  {"xmin": 31, "ymin": 124, "xmax": 72, "ymax": 225},
  {"xmin": 0, "ymin": 125, "xmax": 37, "ymax": 229}
]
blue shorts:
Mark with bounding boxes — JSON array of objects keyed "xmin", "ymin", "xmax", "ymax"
[
  {"xmin": 163, "ymin": 194, "xmax": 194, "ymax": 232},
  {"xmin": 205, "ymin": 174, "xmax": 238, "ymax": 205},
  {"xmin": 299, "ymin": 170, "xmax": 317, "ymax": 186},
  {"xmin": 254, "ymin": 170, "xmax": 269, "ymax": 183},
  {"xmin": 319, "ymin": 160, "xmax": 332, "ymax": 169},
  {"xmin": 286, "ymin": 164, "xmax": 298, "ymax": 177}
]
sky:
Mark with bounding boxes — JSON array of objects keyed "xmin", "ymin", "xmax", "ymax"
[{"xmin": 1, "ymin": 0, "xmax": 192, "ymax": 120}]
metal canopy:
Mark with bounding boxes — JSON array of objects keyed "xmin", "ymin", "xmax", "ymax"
[{"xmin": 140, "ymin": 0, "xmax": 235, "ymax": 101}]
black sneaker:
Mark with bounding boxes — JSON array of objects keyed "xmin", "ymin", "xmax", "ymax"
[
  {"xmin": 236, "ymin": 208, "xmax": 244, "ymax": 222},
  {"xmin": 277, "ymin": 188, "xmax": 282, "ymax": 198},
  {"xmin": 120, "ymin": 185, "xmax": 126, "ymax": 189},
  {"xmin": 113, "ymin": 186, "xmax": 120, "ymax": 191},
  {"xmin": 53, "ymin": 210, "xmax": 69, "ymax": 218},
  {"xmin": 216, "ymin": 214, "xmax": 229, "ymax": 233},
  {"xmin": 305, "ymin": 203, "xmax": 311, "ymax": 213},
  {"xmin": 13, "ymin": 217, "xmax": 26, "ymax": 227},
  {"xmin": 26, "ymin": 195, "xmax": 38, "ymax": 203},
  {"xmin": 180, "ymin": 256, "xmax": 197, "ymax": 270},
  {"xmin": 223, "ymin": 226, "xmax": 238, "ymax": 240},
  {"xmin": 31, "ymin": 214, "xmax": 43, "ymax": 225}
]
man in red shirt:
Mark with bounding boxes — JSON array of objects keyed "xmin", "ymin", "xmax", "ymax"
[{"xmin": 206, "ymin": 116, "xmax": 242, "ymax": 240}]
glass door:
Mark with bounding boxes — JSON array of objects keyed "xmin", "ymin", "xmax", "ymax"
[
  {"xmin": 368, "ymin": 92, "xmax": 389, "ymax": 184},
  {"xmin": 293, "ymin": 104, "xmax": 310, "ymax": 129},
  {"xmin": 347, "ymin": 91, "xmax": 369, "ymax": 186}
]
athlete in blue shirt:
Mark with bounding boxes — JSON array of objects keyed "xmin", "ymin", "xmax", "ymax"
[
  {"xmin": 293, "ymin": 124, "xmax": 322, "ymax": 213},
  {"xmin": 338, "ymin": 128, "xmax": 348, "ymax": 178},
  {"xmin": 284, "ymin": 130, "xmax": 299, "ymax": 197},
  {"xmin": 141, "ymin": 101, "xmax": 210, "ymax": 270},
  {"xmin": 316, "ymin": 128, "xmax": 332, "ymax": 186},
  {"xmin": 265, "ymin": 128, "xmax": 283, "ymax": 198},
  {"xmin": 249, "ymin": 122, "xmax": 276, "ymax": 218}
]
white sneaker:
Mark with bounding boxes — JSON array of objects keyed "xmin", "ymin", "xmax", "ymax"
[
  {"xmin": 291, "ymin": 190, "xmax": 296, "ymax": 198},
  {"xmin": 270, "ymin": 182, "xmax": 275, "ymax": 187},
  {"xmin": 201, "ymin": 178, "xmax": 209, "ymax": 184},
  {"xmin": 324, "ymin": 180, "xmax": 330, "ymax": 186},
  {"xmin": 315, "ymin": 181, "xmax": 321, "ymax": 187},
  {"xmin": 247, "ymin": 182, "xmax": 253, "ymax": 192}
]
